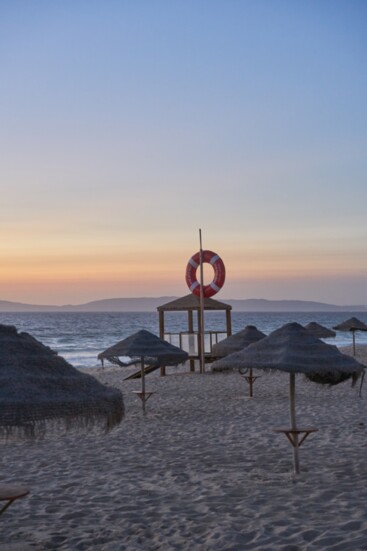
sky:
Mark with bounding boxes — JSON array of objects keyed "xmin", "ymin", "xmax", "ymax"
[{"xmin": 1, "ymin": 0, "xmax": 366, "ymax": 306}]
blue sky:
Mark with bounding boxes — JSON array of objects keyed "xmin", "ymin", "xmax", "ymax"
[{"xmin": 0, "ymin": 1, "xmax": 366, "ymax": 305}]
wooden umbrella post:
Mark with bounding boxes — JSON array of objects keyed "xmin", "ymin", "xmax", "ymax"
[
  {"xmin": 249, "ymin": 368, "xmax": 254, "ymax": 397},
  {"xmin": 243, "ymin": 367, "xmax": 261, "ymax": 397},
  {"xmin": 274, "ymin": 373, "xmax": 317, "ymax": 474},
  {"xmin": 141, "ymin": 357, "xmax": 146, "ymax": 414},
  {"xmin": 289, "ymin": 373, "xmax": 300, "ymax": 475},
  {"xmin": 132, "ymin": 356, "xmax": 155, "ymax": 413},
  {"xmin": 352, "ymin": 331, "xmax": 356, "ymax": 356}
]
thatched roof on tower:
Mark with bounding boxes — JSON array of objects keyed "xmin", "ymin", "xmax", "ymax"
[{"xmin": 157, "ymin": 294, "xmax": 231, "ymax": 312}]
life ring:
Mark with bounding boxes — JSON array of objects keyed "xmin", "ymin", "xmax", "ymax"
[{"xmin": 185, "ymin": 250, "xmax": 225, "ymax": 298}]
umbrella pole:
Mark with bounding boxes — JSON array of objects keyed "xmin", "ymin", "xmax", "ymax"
[
  {"xmin": 249, "ymin": 367, "xmax": 253, "ymax": 397},
  {"xmin": 289, "ymin": 373, "xmax": 300, "ymax": 475},
  {"xmin": 352, "ymin": 331, "xmax": 356, "ymax": 356},
  {"xmin": 141, "ymin": 357, "xmax": 146, "ymax": 414}
]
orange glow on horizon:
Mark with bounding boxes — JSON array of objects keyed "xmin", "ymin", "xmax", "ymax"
[
  {"xmin": 1, "ymin": 230, "xmax": 366, "ymax": 305},
  {"xmin": 1, "ymin": 247, "xmax": 365, "ymax": 286}
]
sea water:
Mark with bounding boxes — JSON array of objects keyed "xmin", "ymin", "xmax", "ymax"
[{"xmin": 0, "ymin": 311, "xmax": 366, "ymax": 369}]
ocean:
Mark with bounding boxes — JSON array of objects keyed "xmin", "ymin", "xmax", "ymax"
[{"xmin": 0, "ymin": 310, "xmax": 366, "ymax": 369}]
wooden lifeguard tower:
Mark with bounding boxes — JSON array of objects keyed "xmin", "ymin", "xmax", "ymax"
[{"xmin": 157, "ymin": 294, "xmax": 232, "ymax": 375}]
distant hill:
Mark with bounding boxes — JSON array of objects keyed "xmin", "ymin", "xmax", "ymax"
[
  {"xmin": 0, "ymin": 297, "xmax": 366, "ymax": 312},
  {"xmin": 0, "ymin": 297, "xmax": 177, "ymax": 312},
  {"xmin": 62, "ymin": 297, "xmax": 178, "ymax": 312},
  {"xmin": 0, "ymin": 300, "xmax": 61, "ymax": 312},
  {"xmin": 226, "ymin": 298, "xmax": 367, "ymax": 312}
]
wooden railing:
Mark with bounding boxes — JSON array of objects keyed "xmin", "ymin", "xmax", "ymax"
[{"xmin": 164, "ymin": 331, "xmax": 227, "ymax": 357}]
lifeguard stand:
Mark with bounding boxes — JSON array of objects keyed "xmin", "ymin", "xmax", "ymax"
[{"xmin": 157, "ymin": 294, "xmax": 232, "ymax": 375}]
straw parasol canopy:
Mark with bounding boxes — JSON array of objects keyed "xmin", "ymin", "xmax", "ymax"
[
  {"xmin": 98, "ymin": 329, "xmax": 189, "ymax": 367},
  {"xmin": 0, "ymin": 324, "xmax": 124, "ymax": 439},
  {"xmin": 212, "ymin": 322, "xmax": 362, "ymax": 385},
  {"xmin": 212, "ymin": 325, "xmax": 266, "ymax": 359},
  {"xmin": 333, "ymin": 317, "xmax": 367, "ymax": 355},
  {"xmin": 304, "ymin": 322, "xmax": 336, "ymax": 339},
  {"xmin": 98, "ymin": 330, "xmax": 189, "ymax": 413},
  {"xmin": 211, "ymin": 322, "xmax": 363, "ymax": 474}
]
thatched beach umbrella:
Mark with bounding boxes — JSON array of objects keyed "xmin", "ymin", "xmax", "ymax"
[
  {"xmin": 0, "ymin": 324, "xmax": 124, "ymax": 439},
  {"xmin": 211, "ymin": 322, "xmax": 363, "ymax": 475},
  {"xmin": 98, "ymin": 330, "xmax": 188, "ymax": 413},
  {"xmin": 212, "ymin": 325, "xmax": 266, "ymax": 397},
  {"xmin": 304, "ymin": 322, "xmax": 336, "ymax": 339},
  {"xmin": 212, "ymin": 325, "xmax": 266, "ymax": 358},
  {"xmin": 333, "ymin": 317, "xmax": 367, "ymax": 355}
]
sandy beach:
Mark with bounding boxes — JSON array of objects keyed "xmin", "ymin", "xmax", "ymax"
[{"xmin": 1, "ymin": 346, "xmax": 367, "ymax": 550}]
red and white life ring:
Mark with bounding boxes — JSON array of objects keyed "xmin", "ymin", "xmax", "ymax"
[{"xmin": 185, "ymin": 250, "xmax": 225, "ymax": 298}]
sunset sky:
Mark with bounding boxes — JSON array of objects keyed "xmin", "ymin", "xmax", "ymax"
[{"xmin": 1, "ymin": 1, "xmax": 366, "ymax": 305}]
